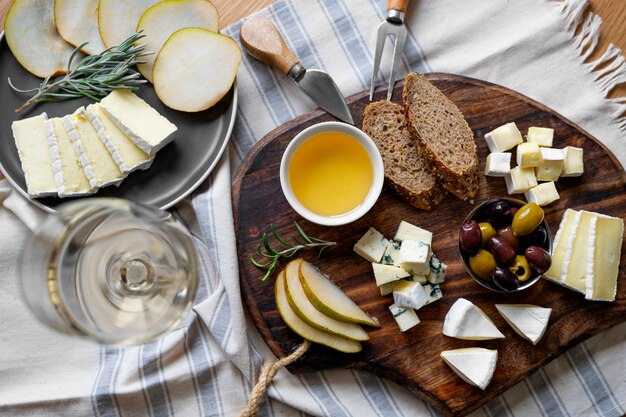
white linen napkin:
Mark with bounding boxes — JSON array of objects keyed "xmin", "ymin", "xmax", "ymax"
[{"xmin": 1, "ymin": 0, "xmax": 625, "ymax": 416}]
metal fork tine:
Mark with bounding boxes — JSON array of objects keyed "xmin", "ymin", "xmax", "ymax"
[
  {"xmin": 370, "ymin": 23, "xmax": 387, "ymax": 101},
  {"xmin": 387, "ymin": 30, "xmax": 407, "ymax": 101}
]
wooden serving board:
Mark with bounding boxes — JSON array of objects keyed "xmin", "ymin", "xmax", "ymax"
[{"xmin": 232, "ymin": 74, "xmax": 626, "ymax": 416}]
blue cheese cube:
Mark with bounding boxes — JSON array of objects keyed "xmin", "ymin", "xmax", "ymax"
[
  {"xmin": 427, "ymin": 254, "xmax": 447, "ymax": 284},
  {"xmin": 516, "ymin": 142, "xmax": 541, "ymax": 168},
  {"xmin": 505, "ymin": 166, "xmax": 538, "ymax": 194},
  {"xmin": 393, "ymin": 280, "xmax": 428, "ymax": 310},
  {"xmin": 381, "ymin": 240, "xmax": 402, "ymax": 266},
  {"xmin": 408, "ymin": 274, "xmax": 427, "ymax": 285},
  {"xmin": 484, "ymin": 122, "xmax": 523, "ymax": 152},
  {"xmin": 400, "ymin": 239, "xmax": 431, "ymax": 275},
  {"xmin": 372, "ymin": 263, "xmax": 410, "ymax": 286},
  {"xmin": 393, "ymin": 221, "xmax": 432, "ymax": 245},
  {"xmin": 389, "ymin": 303, "xmax": 420, "ymax": 332},
  {"xmin": 484, "ymin": 152, "xmax": 511, "ymax": 177},
  {"xmin": 527, "ymin": 127, "xmax": 554, "ymax": 147},
  {"xmin": 354, "ymin": 228, "xmax": 389, "ymax": 262},
  {"xmin": 423, "ymin": 283, "xmax": 443, "ymax": 304}
]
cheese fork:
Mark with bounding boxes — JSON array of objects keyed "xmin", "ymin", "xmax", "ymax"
[{"xmin": 370, "ymin": 0, "xmax": 410, "ymax": 101}]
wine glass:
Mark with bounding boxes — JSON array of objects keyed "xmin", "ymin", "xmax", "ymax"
[{"xmin": 19, "ymin": 198, "xmax": 200, "ymax": 345}]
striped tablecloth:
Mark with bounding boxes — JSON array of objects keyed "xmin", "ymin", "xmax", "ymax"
[{"xmin": 1, "ymin": 0, "xmax": 625, "ymax": 416}]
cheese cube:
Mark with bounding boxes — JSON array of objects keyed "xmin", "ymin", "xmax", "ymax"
[
  {"xmin": 484, "ymin": 122, "xmax": 523, "ymax": 152},
  {"xmin": 381, "ymin": 240, "xmax": 402, "ymax": 267},
  {"xmin": 354, "ymin": 228, "xmax": 389, "ymax": 262},
  {"xmin": 393, "ymin": 280, "xmax": 428, "ymax": 310},
  {"xmin": 400, "ymin": 240, "xmax": 431, "ymax": 275},
  {"xmin": 427, "ymin": 254, "xmax": 447, "ymax": 284},
  {"xmin": 379, "ymin": 281, "xmax": 397, "ymax": 296},
  {"xmin": 505, "ymin": 166, "xmax": 538, "ymax": 194},
  {"xmin": 389, "ymin": 303, "xmax": 420, "ymax": 332},
  {"xmin": 423, "ymin": 283, "xmax": 443, "ymax": 304},
  {"xmin": 527, "ymin": 127, "xmax": 554, "ymax": 147},
  {"xmin": 525, "ymin": 182, "xmax": 559, "ymax": 206},
  {"xmin": 484, "ymin": 152, "xmax": 511, "ymax": 177},
  {"xmin": 372, "ymin": 263, "xmax": 410, "ymax": 286},
  {"xmin": 409, "ymin": 274, "xmax": 428, "ymax": 285},
  {"xmin": 394, "ymin": 221, "xmax": 432, "ymax": 245},
  {"xmin": 561, "ymin": 146, "xmax": 584, "ymax": 177},
  {"xmin": 516, "ymin": 142, "xmax": 541, "ymax": 168},
  {"xmin": 535, "ymin": 147, "xmax": 564, "ymax": 181}
]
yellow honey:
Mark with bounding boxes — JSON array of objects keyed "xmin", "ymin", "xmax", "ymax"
[{"xmin": 289, "ymin": 131, "xmax": 373, "ymax": 217}]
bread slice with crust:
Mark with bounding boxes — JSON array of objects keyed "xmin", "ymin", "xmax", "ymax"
[
  {"xmin": 402, "ymin": 73, "xmax": 479, "ymax": 200},
  {"xmin": 362, "ymin": 100, "xmax": 445, "ymax": 210}
]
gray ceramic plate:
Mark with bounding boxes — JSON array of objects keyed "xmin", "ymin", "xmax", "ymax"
[{"xmin": 0, "ymin": 33, "xmax": 237, "ymax": 213}]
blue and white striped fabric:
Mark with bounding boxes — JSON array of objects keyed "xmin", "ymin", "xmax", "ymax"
[{"xmin": 1, "ymin": 0, "xmax": 625, "ymax": 416}]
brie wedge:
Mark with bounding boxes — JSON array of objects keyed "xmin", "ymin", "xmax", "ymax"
[
  {"xmin": 443, "ymin": 298, "xmax": 504, "ymax": 340},
  {"xmin": 440, "ymin": 348, "xmax": 498, "ymax": 390},
  {"xmin": 496, "ymin": 304, "xmax": 551, "ymax": 345},
  {"xmin": 49, "ymin": 117, "xmax": 93, "ymax": 196},
  {"xmin": 585, "ymin": 215, "xmax": 623, "ymax": 301}
]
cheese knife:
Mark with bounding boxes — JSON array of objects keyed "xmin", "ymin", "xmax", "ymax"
[{"xmin": 240, "ymin": 17, "xmax": 354, "ymax": 125}]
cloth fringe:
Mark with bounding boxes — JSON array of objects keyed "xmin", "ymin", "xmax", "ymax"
[{"xmin": 558, "ymin": 0, "xmax": 626, "ymax": 132}]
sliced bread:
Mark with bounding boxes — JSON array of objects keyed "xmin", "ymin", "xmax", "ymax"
[
  {"xmin": 402, "ymin": 73, "xmax": 479, "ymax": 200},
  {"xmin": 362, "ymin": 100, "xmax": 445, "ymax": 210}
]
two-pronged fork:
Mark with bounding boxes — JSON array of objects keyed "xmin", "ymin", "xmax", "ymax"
[{"xmin": 369, "ymin": 0, "xmax": 410, "ymax": 101}]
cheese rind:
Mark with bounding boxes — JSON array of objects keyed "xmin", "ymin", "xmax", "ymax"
[
  {"xmin": 49, "ymin": 118, "xmax": 93, "ymax": 196},
  {"xmin": 99, "ymin": 89, "xmax": 177, "ymax": 155},
  {"xmin": 586, "ymin": 216, "xmax": 623, "ymax": 301},
  {"xmin": 496, "ymin": 304, "xmax": 551, "ymax": 345},
  {"xmin": 389, "ymin": 303, "xmax": 420, "ymax": 332},
  {"xmin": 443, "ymin": 298, "xmax": 504, "ymax": 340},
  {"xmin": 393, "ymin": 221, "xmax": 432, "ymax": 245},
  {"xmin": 86, "ymin": 104, "xmax": 153, "ymax": 174},
  {"xmin": 485, "ymin": 152, "xmax": 511, "ymax": 177},
  {"xmin": 354, "ymin": 228, "xmax": 389, "ymax": 262},
  {"xmin": 524, "ymin": 182, "xmax": 559, "ymax": 207},
  {"xmin": 561, "ymin": 146, "xmax": 584, "ymax": 177},
  {"xmin": 516, "ymin": 142, "xmax": 541, "ymax": 168},
  {"xmin": 505, "ymin": 166, "xmax": 538, "ymax": 194},
  {"xmin": 485, "ymin": 122, "xmax": 523, "ymax": 152},
  {"xmin": 440, "ymin": 348, "xmax": 498, "ymax": 390},
  {"xmin": 12, "ymin": 113, "xmax": 57, "ymax": 197},
  {"xmin": 527, "ymin": 127, "xmax": 554, "ymax": 147}
]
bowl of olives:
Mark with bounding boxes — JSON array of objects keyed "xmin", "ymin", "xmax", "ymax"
[{"xmin": 459, "ymin": 198, "xmax": 552, "ymax": 292}]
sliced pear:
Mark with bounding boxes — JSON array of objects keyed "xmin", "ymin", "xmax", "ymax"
[
  {"xmin": 299, "ymin": 260, "xmax": 379, "ymax": 327},
  {"xmin": 5, "ymin": 0, "xmax": 77, "ymax": 78},
  {"xmin": 136, "ymin": 0, "xmax": 219, "ymax": 82},
  {"xmin": 275, "ymin": 271, "xmax": 362, "ymax": 353},
  {"xmin": 98, "ymin": 0, "xmax": 163, "ymax": 48},
  {"xmin": 153, "ymin": 28, "xmax": 241, "ymax": 112},
  {"xmin": 284, "ymin": 260, "xmax": 369, "ymax": 342},
  {"xmin": 55, "ymin": 0, "xmax": 106, "ymax": 55}
]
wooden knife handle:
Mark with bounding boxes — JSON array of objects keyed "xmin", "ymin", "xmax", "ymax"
[
  {"xmin": 387, "ymin": 0, "xmax": 409, "ymax": 13},
  {"xmin": 240, "ymin": 17, "xmax": 299, "ymax": 75}
]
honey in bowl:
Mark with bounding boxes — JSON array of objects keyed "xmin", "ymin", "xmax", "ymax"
[{"xmin": 288, "ymin": 131, "xmax": 374, "ymax": 217}]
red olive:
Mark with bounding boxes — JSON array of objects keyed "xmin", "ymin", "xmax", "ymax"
[
  {"xmin": 459, "ymin": 221, "xmax": 482, "ymax": 253},
  {"xmin": 492, "ymin": 267, "xmax": 520, "ymax": 291},
  {"xmin": 488, "ymin": 236, "xmax": 517, "ymax": 265},
  {"xmin": 497, "ymin": 225, "xmax": 520, "ymax": 252},
  {"xmin": 525, "ymin": 246, "xmax": 552, "ymax": 273}
]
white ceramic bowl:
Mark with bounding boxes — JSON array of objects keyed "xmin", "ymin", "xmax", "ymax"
[{"xmin": 280, "ymin": 121, "xmax": 384, "ymax": 226}]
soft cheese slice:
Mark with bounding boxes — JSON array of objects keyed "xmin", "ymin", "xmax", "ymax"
[
  {"xmin": 562, "ymin": 211, "xmax": 599, "ymax": 292},
  {"xmin": 496, "ymin": 304, "xmax": 551, "ymax": 345},
  {"xmin": 99, "ymin": 89, "xmax": 177, "ymax": 155},
  {"xmin": 49, "ymin": 118, "xmax": 93, "ymax": 196},
  {"xmin": 12, "ymin": 113, "xmax": 57, "ymax": 197},
  {"xmin": 586, "ymin": 216, "xmax": 623, "ymax": 301},
  {"xmin": 543, "ymin": 209, "xmax": 579, "ymax": 285},
  {"xmin": 86, "ymin": 104, "xmax": 153, "ymax": 174},
  {"xmin": 440, "ymin": 348, "xmax": 498, "ymax": 390},
  {"xmin": 64, "ymin": 108, "xmax": 125, "ymax": 189},
  {"xmin": 443, "ymin": 298, "xmax": 504, "ymax": 340}
]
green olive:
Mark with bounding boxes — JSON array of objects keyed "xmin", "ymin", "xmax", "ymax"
[
  {"xmin": 478, "ymin": 222, "xmax": 497, "ymax": 246},
  {"xmin": 509, "ymin": 255, "xmax": 533, "ymax": 282},
  {"xmin": 512, "ymin": 203, "xmax": 544, "ymax": 236},
  {"xmin": 469, "ymin": 249, "xmax": 497, "ymax": 280}
]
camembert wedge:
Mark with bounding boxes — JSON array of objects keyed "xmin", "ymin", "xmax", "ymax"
[
  {"xmin": 443, "ymin": 298, "xmax": 504, "ymax": 340},
  {"xmin": 496, "ymin": 304, "xmax": 551, "ymax": 345},
  {"xmin": 440, "ymin": 348, "xmax": 498, "ymax": 390},
  {"xmin": 99, "ymin": 89, "xmax": 177, "ymax": 155},
  {"xmin": 12, "ymin": 113, "xmax": 57, "ymax": 197}
]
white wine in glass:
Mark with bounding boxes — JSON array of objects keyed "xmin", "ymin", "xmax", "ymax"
[{"xmin": 20, "ymin": 198, "xmax": 200, "ymax": 345}]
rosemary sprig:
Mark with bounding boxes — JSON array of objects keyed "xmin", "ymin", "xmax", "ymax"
[
  {"xmin": 9, "ymin": 32, "xmax": 150, "ymax": 113},
  {"xmin": 249, "ymin": 222, "xmax": 336, "ymax": 281}
]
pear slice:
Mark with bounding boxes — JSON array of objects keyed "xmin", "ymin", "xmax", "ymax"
[
  {"xmin": 275, "ymin": 271, "xmax": 362, "ymax": 353},
  {"xmin": 55, "ymin": 0, "xmax": 106, "ymax": 55},
  {"xmin": 299, "ymin": 260, "xmax": 379, "ymax": 327},
  {"xmin": 98, "ymin": 0, "xmax": 162, "ymax": 48},
  {"xmin": 284, "ymin": 260, "xmax": 369, "ymax": 342},
  {"xmin": 153, "ymin": 28, "xmax": 241, "ymax": 112},
  {"xmin": 5, "ymin": 0, "xmax": 77, "ymax": 78},
  {"xmin": 136, "ymin": 0, "xmax": 219, "ymax": 82}
]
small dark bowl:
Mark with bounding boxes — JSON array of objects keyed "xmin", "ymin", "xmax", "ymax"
[{"xmin": 459, "ymin": 197, "xmax": 552, "ymax": 292}]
